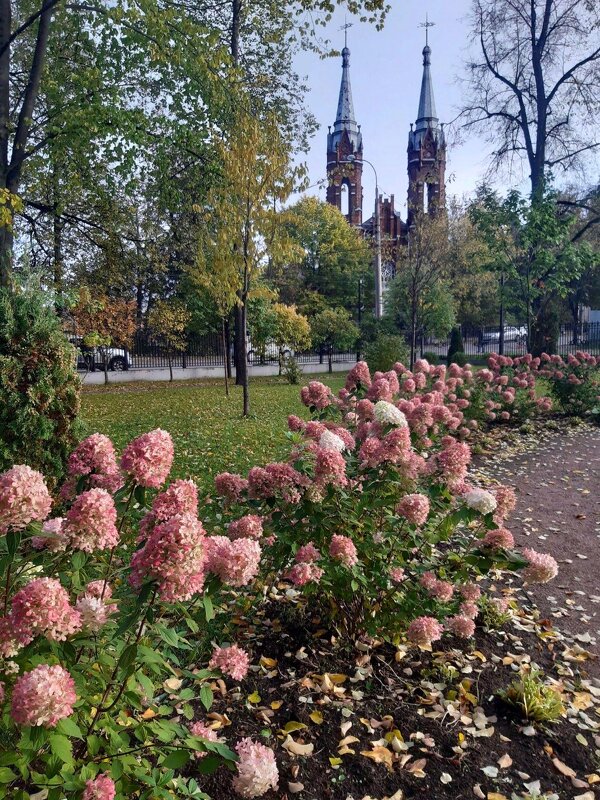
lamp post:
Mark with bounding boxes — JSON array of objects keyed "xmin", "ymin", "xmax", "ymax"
[{"xmin": 347, "ymin": 155, "xmax": 382, "ymax": 319}]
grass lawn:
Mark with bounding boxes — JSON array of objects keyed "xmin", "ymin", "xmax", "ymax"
[{"xmin": 81, "ymin": 374, "xmax": 346, "ymax": 492}]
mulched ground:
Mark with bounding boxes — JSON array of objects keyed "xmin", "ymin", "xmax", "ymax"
[{"xmin": 180, "ymin": 419, "xmax": 600, "ymax": 800}]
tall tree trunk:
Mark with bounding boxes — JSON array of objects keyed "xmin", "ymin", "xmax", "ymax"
[
  {"xmin": 409, "ymin": 297, "xmax": 417, "ymax": 369},
  {"xmin": 234, "ymin": 302, "xmax": 244, "ymax": 385},
  {"xmin": 240, "ymin": 300, "xmax": 249, "ymax": 416},
  {"xmin": 224, "ymin": 317, "xmax": 232, "ymax": 378},
  {"xmin": 221, "ymin": 318, "xmax": 229, "ymax": 396},
  {"xmin": 53, "ymin": 207, "xmax": 63, "ymax": 301},
  {"xmin": 498, "ymin": 272, "xmax": 505, "ymax": 355}
]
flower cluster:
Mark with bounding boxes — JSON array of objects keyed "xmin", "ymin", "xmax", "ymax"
[
  {"xmin": 233, "ymin": 738, "xmax": 279, "ymax": 798},
  {"xmin": 82, "ymin": 775, "xmax": 116, "ymax": 800},
  {"xmin": 64, "ymin": 488, "xmax": 119, "ymax": 552},
  {"xmin": 522, "ymin": 548, "xmax": 559, "ymax": 584},
  {"xmin": 396, "ymin": 493, "xmax": 430, "ymax": 526},
  {"xmin": 300, "ymin": 380, "xmax": 332, "ymax": 410},
  {"xmin": 205, "ymin": 536, "xmax": 261, "ymax": 587},
  {"xmin": 10, "ymin": 664, "xmax": 76, "ymax": 728},
  {"xmin": 0, "ymin": 465, "xmax": 52, "ymax": 533},
  {"xmin": 7, "ymin": 578, "xmax": 81, "ymax": 646},
  {"xmin": 121, "ymin": 428, "xmax": 174, "ymax": 488},
  {"xmin": 228, "ymin": 514, "xmax": 264, "ymax": 540},
  {"xmin": 407, "ymin": 616, "xmax": 444, "ymax": 646},
  {"xmin": 66, "ymin": 433, "xmax": 123, "ymax": 496},
  {"xmin": 209, "ymin": 644, "xmax": 250, "ymax": 682}
]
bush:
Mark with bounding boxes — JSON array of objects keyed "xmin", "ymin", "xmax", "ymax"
[
  {"xmin": 498, "ymin": 668, "xmax": 564, "ymax": 722},
  {"xmin": 422, "ymin": 351, "xmax": 439, "ymax": 365},
  {"xmin": 0, "ymin": 288, "xmax": 81, "ymax": 487},
  {"xmin": 539, "ymin": 352, "xmax": 600, "ymax": 415},
  {"xmin": 447, "ymin": 326, "xmax": 464, "ymax": 365},
  {"xmin": 448, "ymin": 352, "xmax": 469, "ymax": 367},
  {"xmin": 282, "ymin": 355, "xmax": 302, "ymax": 384},
  {"xmin": 0, "ymin": 430, "xmax": 257, "ymax": 798},
  {"xmin": 212, "ymin": 361, "xmax": 558, "ymax": 642},
  {"xmin": 363, "ymin": 334, "xmax": 409, "ymax": 373}
]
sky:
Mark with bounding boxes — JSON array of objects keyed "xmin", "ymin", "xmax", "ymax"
[{"xmin": 290, "ymin": 0, "xmax": 517, "ymax": 216}]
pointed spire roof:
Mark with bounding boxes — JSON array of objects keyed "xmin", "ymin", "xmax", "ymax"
[
  {"xmin": 409, "ymin": 19, "xmax": 444, "ymax": 150},
  {"xmin": 328, "ymin": 28, "xmax": 362, "ymax": 154}
]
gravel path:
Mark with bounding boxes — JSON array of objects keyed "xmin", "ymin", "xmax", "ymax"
[{"xmin": 472, "ymin": 421, "xmax": 600, "ymax": 653}]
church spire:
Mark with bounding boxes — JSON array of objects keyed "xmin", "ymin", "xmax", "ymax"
[
  {"xmin": 329, "ymin": 25, "xmax": 361, "ymax": 152},
  {"xmin": 415, "ymin": 16, "xmax": 439, "ymax": 136}
]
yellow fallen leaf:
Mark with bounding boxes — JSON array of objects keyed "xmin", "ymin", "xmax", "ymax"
[
  {"xmin": 247, "ymin": 692, "xmax": 261, "ymax": 704},
  {"xmin": 309, "ymin": 711, "xmax": 324, "ymax": 724},
  {"xmin": 586, "ymin": 773, "xmax": 600, "ymax": 784},
  {"xmin": 260, "ymin": 656, "xmax": 278, "ymax": 669},
  {"xmin": 487, "ymin": 794, "xmax": 509, "ymax": 800},
  {"xmin": 360, "ymin": 747, "xmax": 394, "ymax": 771},
  {"xmin": 338, "ymin": 736, "xmax": 360, "ymax": 747},
  {"xmin": 327, "ymin": 673, "xmax": 348, "ymax": 684},
  {"xmin": 283, "ymin": 721, "xmax": 308, "ymax": 733},
  {"xmin": 270, "ymin": 700, "xmax": 283, "ymax": 710},
  {"xmin": 338, "ymin": 745, "xmax": 356, "ymax": 755},
  {"xmin": 329, "ymin": 757, "xmax": 342, "ymax": 767},
  {"xmin": 140, "ymin": 708, "xmax": 157, "ymax": 720},
  {"xmin": 163, "ymin": 678, "xmax": 182, "ymax": 691},
  {"xmin": 282, "ymin": 736, "xmax": 314, "ymax": 756}
]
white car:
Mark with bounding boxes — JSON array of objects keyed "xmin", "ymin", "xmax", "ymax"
[
  {"xmin": 69, "ymin": 337, "xmax": 131, "ymax": 371},
  {"xmin": 481, "ymin": 326, "xmax": 527, "ymax": 346}
]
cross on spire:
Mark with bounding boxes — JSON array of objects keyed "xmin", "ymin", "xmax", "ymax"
[
  {"xmin": 340, "ymin": 19, "xmax": 353, "ymax": 49},
  {"xmin": 419, "ymin": 13, "xmax": 435, "ymax": 46}
]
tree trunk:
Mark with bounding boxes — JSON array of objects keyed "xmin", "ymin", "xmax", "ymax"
[
  {"xmin": 234, "ymin": 303, "xmax": 244, "ymax": 385},
  {"xmin": 53, "ymin": 206, "xmax": 63, "ymax": 302},
  {"xmin": 240, "ymin": 301, "xmax": 249, "ymax": 416},
  {"xmin": 409, "ymin": 298, "xmax": 417, "ymax": 369},
  {"xmin": 328, "ymin": 347, "xmax": 332, "ymax": 373},
  {"xmin": 222, "ymin": 318, "xmax": 229, "ymax": 397},
  {"xmin": 224, "ymin": 317, "xmax": 232, "ymax": 378},
  {"xmin": 103, "ymin": 352, "xmax": 109, "ymax": 385},
  {"xmin": 498, "ymin": 272, "xmax": 505, "ymax": 356},
  {"xmin": 168, "ymin": 354, "xmax": 173, "ymax": 383}
]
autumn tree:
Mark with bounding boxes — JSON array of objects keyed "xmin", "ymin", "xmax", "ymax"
[
  {"xmin": 311, "ymin": 307, "xmax": 359, "ymax": 373},
  {"xmin": 69, "ymin": 287, "xmax": 136, "ymax": 385},
  {"xmin": 148, "ymin": 299, "xmax": 192, "ymax": 382},
  {"xmin": 193, "ymin": 106, "xmax": 301, "ymax": 414}
]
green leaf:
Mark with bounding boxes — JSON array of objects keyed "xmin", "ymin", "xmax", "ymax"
[
  {"xmin": 199, "ymin": 685, "xmax": 213, "ymax": 712},
  {"xmin": 49, "ymin": 734, "xmax": 73, "ymax": 764},
  {"xmin": 161, "ymin": 750, "xmax": 190, "ymax": 770},
  {"xmin": 0, "ymin": 768, "xmax": 17, "ymax": 784},
  {"xmin": 71, "ymin": 551, "xmax": 86, "ymax": 571},
  {"xmin": 202, "ymin": 595, "xmax": 215, "ymax": 622},
  {"xmin": 56, "ymin": 718, "xmax": 83, "ymax": 739}
]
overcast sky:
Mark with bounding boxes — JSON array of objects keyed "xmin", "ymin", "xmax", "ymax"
[{"xmin": 291, "ymin": 0, "xmax": 522, "ymax": 215}]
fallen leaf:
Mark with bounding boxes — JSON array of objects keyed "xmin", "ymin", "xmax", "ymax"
[
  {"xmin": 360, "ymin": 747, "xmax": 394, "ymax": 771},
  {"xmin": 288, "ymin": 782, "xmax": 304, "ymax": 794},
  {"xmin": 247, "ymin": 691, "xmax": 261, "ymax": 704},
  {"xmin": 552, "ymin": 757, "xmax": 576, "ymax": 778},
  {"xmin": 440, "ymin": 772, "xmax": 452, "ymax": 784},
  {"xmin": 309, "ymin": 711, "xmax": 324, "ymax": 725},
  {"xmin": 497, "ymin": 754, "xmax": 512, "ymax": 769},
  {"xmin": 282, "ymin": 736, "xmax": 314, "ymax": 757},
  {"xmin": 283, "ymin": 721, "xmax": 308, "ymax": 733}
]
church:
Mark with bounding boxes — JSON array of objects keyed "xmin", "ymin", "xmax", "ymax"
[{"xmin": 325, "ymin": 26, "xmax": 447, "ymax": 315}]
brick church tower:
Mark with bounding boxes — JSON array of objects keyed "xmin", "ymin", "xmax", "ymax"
[
  {"xmin": 326, "ymin": 36, "xmax": 363, "ymax": 225},
  {"xmin": 407, "ymin": 34, "xmax": 446, "ymax": 227}
]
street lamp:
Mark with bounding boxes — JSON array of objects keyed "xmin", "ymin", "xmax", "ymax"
[{"xmin": 347, "ymin": 155, "xmax": 383, "ymax": 319}]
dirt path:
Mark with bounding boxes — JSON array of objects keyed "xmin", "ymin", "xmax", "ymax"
[{"xmin": 473, "ymin": 421, "xmax": 600, "ymax": 654}]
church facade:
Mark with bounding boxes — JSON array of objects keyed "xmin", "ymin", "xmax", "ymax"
[{"xmin": 325, "ymin": 31, "xmax": 447, "ymax": 307}]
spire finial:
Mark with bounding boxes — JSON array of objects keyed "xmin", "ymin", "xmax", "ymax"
[
  {"xmin": 420, "ymin": 13, "xmax": 435, "ymax": 47},
  {"xmin": 340, "ymin": 18, "xmax": 353, "ymax": 51}
]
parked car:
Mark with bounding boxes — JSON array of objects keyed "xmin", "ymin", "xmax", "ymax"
[
  {"xmin": 480, "ymin": 326, "xmax": 527, "ymax": 348},
  {"xmin": 69, "ymin": 337, "xmax": 131, "ymax": 372}
]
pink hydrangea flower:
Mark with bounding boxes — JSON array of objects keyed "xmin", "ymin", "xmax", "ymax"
[
  {"xmin": 287, "ymin": 414, "xmax": 305, "ymax": 433},
  {"xmin": 329, "ymin": 534, "xmax": 358, "ymax": 567},
  {"xmin": 464, "ymin": 488, "xmax": 497, "ymax": 515},
  {"xmin": 76, "ymin": 591, "xmax": 115, "ymax": 633},
  {"xmin": 396, "ymin": 494, "xmax": 430, "ymax": 526},
  {"xmin": 295, "ymin": 542, "xmax": 320, "ymax": 563},
  {"xmin": 189, "ymin": 720, "xmax": 220, "ymax": 758},
  {"xmin": 390, "ymin": 567, "xmax": 406, "ymax": 583},
  {"xmin": 345, "ymin": 361, "xmax": 372, "ymax": 391},
  {"xmin": 204, "ymin": 536, "xmax": 261, "ymax": 587},
  {"xmin": 11, "ymin": 664, "xmax": 77, "ymax": 727},
  {"xmin": 0, "ymin": 465, "xmax": 52, "ymax": 533},
  {"xmin": 314, "ymin": 447, "xmax": 348, "ymax": 487},
  {"xmin": 31, "ymin": 517, "xmax": 66, "ymax": 551},
  {"xmin": 152, "ymin": 479, "xmax": 198, "ymax": 522},
  {"xmin": 420, "ymin": 571, "xmax": 439, "ymax": 591},
  {"xmin": 493, "ymin": 485, "xmax": 517, "ymax": 521},
  {"xmin": 483, "ymin": 527, "xmax": 515, "ymax": 549},
  {"xmin": 446, "ymin": 615, "xmax": 476, "ymax": 638},
  {"xmin": 300, "ymin": 381, "xmax": 332, "ymax": 410},
  {"xmin": 82, "ymin": 774, "xmax": 116, "ymax": 800},
  {"xmin": 215, "ymin": 472, "xmax": 249, "ymax": 502},
  {"xmin": 459, "ymin": 583, "xmax": 481, "ymax": 602},
  {"xmin": 430, "ymin": 580, "xmax": 454, "ymax": 602},
  {"xmin": 121, "ymin": 429, "xmax": 174, "ymax": 488},
  {"xmin": 407, "ymin": 616, "xmax": 444, "ymax": 646},
  {"xmin": 436, "ymin": 438, "xmax": 471, "ymax": 491},
  {"xmin": 64, "ymin": 488, "xmax": 119, "ymax": 552},
  {"xmin": 491, "ymin": 597, "xmax": 510, "ymax": 613},
  {"xmin": 228, "ymin": 515, "xmax": 264, "ymax": 540},
  {"xmin": 9, "ymin": 578, "xmax": 82, "ymax": 645},
  {"xmin": 68, "ymin": 434, "xmax": 120, "ymax": 484},
  {"xmin": 130, "ymin": 514, "xmax": 206, "ymax": 602},
  {"xmin": 459, "ymin": 601, "xmax": 479, "ymax": 619},
  {"xmin": 209, "ymin": 644, "xmax": 250, "ymax": 682},
  {"xmin": 233, "ymin": 738, "xmax": 279, "ymax": 798},
  {"xmin": 522, "ymin": 548, "xmax": 558, "ymax": 584},
  {"xmin": 319, "ymin": 429, "xmax": 346, "ymax": 452},
  {"xmin": 286, "ymin": 562, "xmax": 324, "ymax": 586}
]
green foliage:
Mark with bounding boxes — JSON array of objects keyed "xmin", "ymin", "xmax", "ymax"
[
  {"xmin": 545, "ymin": 357, "xmax": 600, "ymax": 416},
  {"xmin": 363, "ymin": 335, "xmax": 409, "ymax": 372},
  {"xmin": 422, "ymin": 351, "xmax": 439, "ymax": 364},
  {"xmin": 0, "ymin": 288, "xmax": 80, "ymax": 487},
  {"xmin": 311, "ymin": 308, "xmax": 359, "ymax": 353},
  {"xmin": 447, "ymin": 327, "xmax": 465, "ymax": 365},
  {"xmin": 282, "ymin": 356, "xmax": 303, "ymax": 385},
  {"xmin": 0, "ymin": 440, "xmax": 240, "ymax": 798},
  {"xmin": 499, "ymin": 668, "xmax": 564, "ymax": 722}
]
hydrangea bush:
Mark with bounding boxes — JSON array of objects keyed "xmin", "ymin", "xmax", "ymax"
[
  {"xmin": 0, "ymin": 430, "xmax": 268, "ymax": 800},
  {"xmin": 213, "ymin": 361, "xmax": 559, "ymax": 642}
]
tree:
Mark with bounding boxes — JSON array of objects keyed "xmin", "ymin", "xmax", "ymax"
[
  {"xmin": 277, "ymin": 196, "xmax": 372, "ymax": 315},
  {"xmin": 388, "ymin": 213, "xmax": 450, "ymax": 368},
  {"xmin": 148, "ymin": 299, "xmax": 192, "ymax": 382},
  {"xmin": 69, "ymin": 287, "xmax": 136, "ymax": 385},
  {"xmin": 461, "ymin": 0, "xmax": 600, "ymax": 202},
  {"xmin": 193, "ymin": 106, "xmax": 301, "ymax": 415},
  {"xmin": 311, "ymin": 307, "xmax": 359, "ymax": 373},
  {"xmin": 272, "ymin": 302, "xmax": 311, "ymax": 371}
]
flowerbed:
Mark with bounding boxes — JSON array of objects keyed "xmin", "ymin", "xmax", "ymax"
[{"xmin": 1, "ymin": 353, "xmax": 598, "ymax": 799}]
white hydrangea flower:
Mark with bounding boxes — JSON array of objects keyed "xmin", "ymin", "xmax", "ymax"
[
  {"xmin": 319, "ymin": 430, "xmax": 346, "ymax": 452},
  {"xmin": 464, "ymin": 488, "xmax": 497, "ymax": 515},
  {"xmin": 373, "ymin": 400, "xmax": 408, "ymax": 427}
]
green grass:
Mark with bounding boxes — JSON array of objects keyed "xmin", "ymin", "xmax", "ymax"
[{"xmin": 81, "ymin": 375, "xmax": 346, "ymax": 492}]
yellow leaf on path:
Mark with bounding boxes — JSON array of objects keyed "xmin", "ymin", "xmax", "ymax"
[
  {"xmin": 309, "ymin": 711, "xmax": 324, "ymax": 724},
  {"xmin": 360, "ymin": 747, "xmax": 394, "ymax": 771},
  {"xmin": 140, "ymin": 708, "xmax": 157, "ymax": 720},
  {"xmin": 338, "ymin": 736, "xmax": 360, "ymax": 748},
  {"xmin": 326, "ymin": 673, "xmax": 347, "ymax": 684},
  {"xmin": 329, "ymin": 757, "xmax": 342, "ymax": 767},
  {"xmin": 487, "ymin": 794, "xmax": 509, "ymax": 800},
  {"xmin": 283, "ymin": 721, "xmax": 308, "ymax": 733},
  {"xmin": 247, "ymin": 692, "xmax": 261, "ymax": 704},
  {"xmin": 270, "ymin": 700, "xmax": 283, "ymax": 710},
  {"xmin": 260, "ymin": 656, "xmax": 278, "ymax": 668}
]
